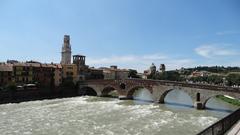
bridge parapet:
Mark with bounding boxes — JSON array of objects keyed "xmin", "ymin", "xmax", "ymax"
[
  {"xmin": 78, "ymin": 79, "xmax": 240, "ymax": 109},
  {"xmin": 82, "ymin": 79, "xmax": 240, "ymax": 93}
]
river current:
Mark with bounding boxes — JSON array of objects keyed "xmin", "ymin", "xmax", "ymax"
[{"xmin": 0, "ymin": 90, "xmax": 238, "ymax": 135}]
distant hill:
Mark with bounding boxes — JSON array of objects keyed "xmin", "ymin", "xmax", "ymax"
[{"xmin": 183, "ymin": 66, "xmax": 240, "ymax": 74}]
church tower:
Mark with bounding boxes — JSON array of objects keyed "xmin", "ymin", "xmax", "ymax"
[{"xmin": 61, "ymin": 35, "xmax": 72, "ymax": 64}]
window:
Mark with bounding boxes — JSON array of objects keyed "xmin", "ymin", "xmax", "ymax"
[
  {"xmin": 16, "ymin": 71, "xmax": 21, "ymax": 75},
  {"xmin": 16, "ymin": 67, "xmax": 22, "ymax": 70},
  {"xmin": 67, "ymin": 66, "xmax": 73, "ymax": 69},
  {"xmin": 8, "ymin": 72, "xmax": 11, "ymax": 76}
]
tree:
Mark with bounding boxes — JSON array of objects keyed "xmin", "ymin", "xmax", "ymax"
[
  {"xmin": 226, "ymin": 73, "xmax": 240, "ymax": 86},
  {"xmin": 152, "ymin": 71, "xmax": 182, "ymax": 81},
  {"xmin": 128, "ymin": 69, "xmax": 140, "ymax": 78},
  {"xmin": 207, "ymin": 75, "xmax": 223, "ymax": 84}
]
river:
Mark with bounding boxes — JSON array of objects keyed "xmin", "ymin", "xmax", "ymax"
[{"xmin": 0, "ymin": 89, "xmax": 239, "ymax": 135}]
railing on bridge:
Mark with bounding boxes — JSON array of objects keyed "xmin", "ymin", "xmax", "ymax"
[{"xmin": 197, "ymin": 108, "xmax": 240, "ymax": 135}]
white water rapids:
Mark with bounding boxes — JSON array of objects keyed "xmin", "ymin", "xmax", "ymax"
[{"xmin": 0, "ymin": 90, "xmax": 238, "ymax": 135}]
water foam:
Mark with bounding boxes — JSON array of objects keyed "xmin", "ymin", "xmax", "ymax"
[{"xmin": 0, "ymin": 96, "xmax": 228, "ymax": 135}]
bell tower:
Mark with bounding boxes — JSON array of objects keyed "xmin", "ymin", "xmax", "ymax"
[
  {"xmin": 73, "ymin": 55, "xmax": 86, "ymax": 73},
  {"xmin": 61, "ymin": 35, "xmax": 72, "ymax": 64}
]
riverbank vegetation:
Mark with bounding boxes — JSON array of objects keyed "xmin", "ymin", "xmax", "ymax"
[
  {"xmin": 216, "ymin": 95, "xmax": 240, "ymax": 106},
  {"xmin": 184, "ymin": 66, "xmax": 240, "ymax": 74},
  {"xmin": 145, "ymin": 66, "xmax": 240, "ymax": 87}
]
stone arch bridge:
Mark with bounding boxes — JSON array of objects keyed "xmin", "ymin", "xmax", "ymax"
[{"xmin": 78, "ymin": 79, "xmax": 240, "ymax": 109}]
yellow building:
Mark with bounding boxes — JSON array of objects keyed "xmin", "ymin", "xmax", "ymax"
[
  {"xmin": 62, "ymin": 64, "xmax": 78, "ymax": 83},
  {"xmin": 13, "ymin": 63, "xmax": 34, "ymax": 84}
]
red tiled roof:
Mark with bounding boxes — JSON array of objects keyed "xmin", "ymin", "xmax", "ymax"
[{"xmin": 0, "ymin": 64, "xmax": 13, "ymax": 71}]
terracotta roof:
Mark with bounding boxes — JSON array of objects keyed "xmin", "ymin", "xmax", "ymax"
[
  {"xmin": 55, "ymin": 64, "xmax": 62, "ymax": 69},
  {"xmin": 0, "ymin": 64, "xmax": 13, "ymax": 71},
  {"xmin": 61, "ymin": 64, "xmax": 76, "ymax": 66},
  {"xmin": 13, "ymin": 63, "xmax": 41, "ymax": 67},
  {"xmin": 41, "ymin": 64, "xmax": 55, "ymax": 68},
  {"xmin": 13, "ymin": 62, "xmax": 63, "ymax": 68},
  {"xmin": 101, "ymin": 68, "xmax": 129, "ymax": 72}
]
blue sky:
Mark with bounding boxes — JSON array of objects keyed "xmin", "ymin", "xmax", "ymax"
[{"xmin": 0, "ymin": 0, "xmax": 240, "ymax": 72}]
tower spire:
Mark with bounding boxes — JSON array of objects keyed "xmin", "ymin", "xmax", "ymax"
[{"xmin": 61, "ymin": 35, "xmax": 72, "ymax": 64}]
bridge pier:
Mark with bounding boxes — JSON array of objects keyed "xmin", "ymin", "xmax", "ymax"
[
  {"xmin": 118, "ymin": 95, "xmax": 133, "ymax": 100},
  {"xmin": 194, "ymin": 102, "xmax": 204, "ymax": 110}
]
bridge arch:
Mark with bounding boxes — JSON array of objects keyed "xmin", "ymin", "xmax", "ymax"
[
  {"xmin": 78, "ymin": 86, "xmax": 98, "ymax": 96},
  {"xmin": 202, "ymin": 94, "xmax": 238, "ymax": 109},
  {"xmin": 127, "ymin": 86, "xmax": 153, "ymax": 99},
  {"xmin": 101, "ymin": 85, "xmax": 119, "ymax": 97},
  {"xmin": 158, "ymin": 88, "xmax": 194, "ymax": 106},
  {"xmin": 80, "ymin": 79, "xmax": 240, "ymax": 109}
]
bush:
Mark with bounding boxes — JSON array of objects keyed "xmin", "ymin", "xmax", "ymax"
[
  {"xmin": 128, "ymin": 69, "xmax": 140, "ymax": 78},
  {"xmin": 152, "ymin": 71, "xmax": 182, "ymax": 81},
  {"xmin": 226, "ymin": 73, "xmax": 240, "ymax": 86}
]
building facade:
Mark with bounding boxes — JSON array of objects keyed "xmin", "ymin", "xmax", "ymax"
[
  {"xmin": 73, "ymin": 55, "xmax": 88, "ymax": 74},
  {"xmin": 13, "ymin": 63, "xmax": 34, "ymax": 84},
  {"xmin": 100, "ymin": 66, "xmax": 129, "ymax": 80},
  {"xmin": 143, "ymin": 63, "xmax": 166, "ymax": 79},
  {"xmin": 72, "ymin": 55, "xmax": 104, "ymax": 80},
  {"xmin": 37, "ymin": 64, "xmax": 55, "ymax": 88},
  {"xmin": 54, "ymin": 64, "xmax": 62, "ymax": 87},
  {"xmin": 143, "ymin": 63, "xmax": 156, "ymax": 79},
  {"xmin": 0, "ymin": 63, "xmax": 13, "ymax": 86},
  {"xmin": 7, "ymin": 62, "xmax": 61, "ymax": 88},
  {"xmin": 61, "ymin": 35, "xmax": 72, "ymax": 64},
  {"xmin": 87, "ymin": 68, "xmax": 104, "ymax": 80},
  {"xmin": 62, "ymin": 64, "xmax": 78, "ymax": 83}
]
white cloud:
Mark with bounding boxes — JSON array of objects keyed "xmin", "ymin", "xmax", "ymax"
[
  {"xmin": 195, "ymin": 45, "xmax": 238, "ymax": 58},
  {"xmin": 86, "ymin": 54, "xmax": 195, "ymax": 72},
  {"xmin": 84, "ymin": 45, "xmax": 239, "ymax": 72},
  {"xmin": 87, "ymin": 55, "xmax": 136, "ymax": 64}
]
